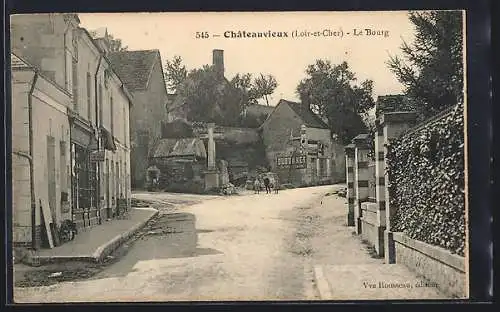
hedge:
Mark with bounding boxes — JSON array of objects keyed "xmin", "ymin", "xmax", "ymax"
[{"xmin": 387, "ymin": 103, "xmax": 465, "ymax": 256}]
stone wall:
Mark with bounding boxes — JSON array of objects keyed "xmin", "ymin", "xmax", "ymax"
[
  {"xmin": 393, "ymin": 232, "xmax": 467, "ymax": 298},
  {"xmin": 360, "ymin": 202, "xmax": 384, "ymax": 257}
]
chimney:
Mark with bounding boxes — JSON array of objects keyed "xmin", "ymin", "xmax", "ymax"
[{"xmin": 213, "ymin": 49, "xmax": 224, "ymax": 79}]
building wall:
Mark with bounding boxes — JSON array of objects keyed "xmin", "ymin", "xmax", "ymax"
[
  {"xmin": 10, "ymin": 14, "xmax": 78, "ymax": 94},
  {"xmin": 74, "ymin": 28, "xmax": 100, "ymax": 125},
  {"xmin": 97, "ymin": 62, "xmax": 131, "ymax": 218},
  {"xmin": 32, "ymin": 77, "xmax": 72, "ymax": 230},
  {"xmin": 262, "ymin": 103, "xmax": 303, "ymax": 173},
  {"xmin": 130, "ymin": 55, "xmax": 168, "ymax": 188},
  {"xmin": 11, "ymin": 70, "xmax": 35, "ymax": 244},
  {"xmin": 11, "ymin": 67, "xmax": 72, "ymax": 245}
]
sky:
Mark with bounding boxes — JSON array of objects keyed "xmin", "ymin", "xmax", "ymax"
[{"xmin": 78, "ymin": 11, "xmax": 416, "ymax": 106}]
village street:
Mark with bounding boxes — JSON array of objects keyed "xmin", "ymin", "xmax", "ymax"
[
  {"xmin": 14, "ymin": 184, "xmax": 445, "ymax": 302},
  {"xmin": 14, "ymin": 185, "xmax": 333, "ymax": 302}
]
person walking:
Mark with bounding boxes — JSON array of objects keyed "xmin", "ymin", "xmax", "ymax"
[
  {"xmin": 274, "ymin": 176, "xmax": 280, "ymax": 194},
  {"xmin": 263, "ymin": 176, "xmax": 271, "ymax": 194}
]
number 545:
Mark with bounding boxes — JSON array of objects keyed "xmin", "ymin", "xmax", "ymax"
[{"xmin": 196, "ymin": 32, "xmax": 209, "ymax": 39}]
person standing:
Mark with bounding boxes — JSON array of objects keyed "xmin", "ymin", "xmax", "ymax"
[
  {"xmin": 254, "ymin": 178, "xmax": 261, "ymax": 194},
  {"xmin": 263, "ymin": 177, "xmax": 271, "ymax": 194}
]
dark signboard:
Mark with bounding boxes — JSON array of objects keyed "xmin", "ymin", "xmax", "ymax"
[
  {"xmin": 276, "ymin": 154, "xmax": 307, "ymax": 169},
  {"xmin": 90, "ymin": 150, "xmax": 105, "ymax": 162}
]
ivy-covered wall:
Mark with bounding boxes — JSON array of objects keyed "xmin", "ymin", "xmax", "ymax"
[{"xmin": 387, "ymin": 103, "xmax": 465, "ymax": 256}]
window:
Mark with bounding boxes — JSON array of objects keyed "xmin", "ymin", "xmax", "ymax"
[
  {"xmin": 110, "ymin": 96, "xmax": 114, "ymax": 135},
  {"xmin": 72, "ymin": 59, "xmax": 78, "ymax": 112},
  {"xmin": 123, "ymin": 107, "xmax": 126, "ymax": 144},
  {"xmin": 98, "ymin": 84, "xmax": 103, "ymax": 127},
  {"xmin": 86, "ymin": 72, "xmax": 92, "ymax": 121}
]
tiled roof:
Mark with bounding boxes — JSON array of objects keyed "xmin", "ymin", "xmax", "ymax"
[
  {"xmin": 152, "ymin": 138, "xmax": 207, "ymax": 159},
  {"xmin": 281, "ymin": 99, "xmax": 329, "ymax": 129},
  {"xmin": 107, "ymin": 50, "xmax": 159, "ymax": 91}
]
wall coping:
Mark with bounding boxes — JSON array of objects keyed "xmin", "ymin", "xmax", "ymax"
[
  {"xmin": 393, "ymin": 232, "xmax": 465, "ymax": 273},
  {"xmin": 380, "ymin": 111, "xmax": 418, "ymax": 126}
]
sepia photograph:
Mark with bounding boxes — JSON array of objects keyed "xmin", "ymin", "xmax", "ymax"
[{"xmin": 9, "ymin": 10, "xmax": 468, "ymax": 302}]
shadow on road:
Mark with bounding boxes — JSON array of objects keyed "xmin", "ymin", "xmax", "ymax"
[{"xmin": 94, "ymin": 212, "xmax": 223, "ymax": 278}]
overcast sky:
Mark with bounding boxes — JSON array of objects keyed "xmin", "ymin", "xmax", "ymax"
[{"xmin": 79, "ymin": 11, "xmax": 415, "ymax": 105}]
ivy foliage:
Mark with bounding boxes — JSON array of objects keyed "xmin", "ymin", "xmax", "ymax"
[{"xmin": 387, "ymin": 103, "xmax": 465, "ymax": 256}]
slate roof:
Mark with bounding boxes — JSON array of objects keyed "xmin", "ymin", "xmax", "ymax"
[
  {"xmin": 107, "ymin": 50, "xmax": 159, "ymax": 91},
  {"xmin": 281, "ymin": 99, "xmax": 329, "ymax": 129},
  {"xmin": 152, "ymin": 138, "xmax": 207, "ymax": 159}
]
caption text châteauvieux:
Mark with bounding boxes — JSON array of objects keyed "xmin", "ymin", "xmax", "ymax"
[{"xmin": 194, "ymin": 28, "xmax": 390, "ymax": 39}]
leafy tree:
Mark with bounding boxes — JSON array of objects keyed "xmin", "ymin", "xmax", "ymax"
[
  {"xmin": 106, "ymin": 34, "xmax": 128, "ymax": 52},
  {"xmin": 176, "ymin": 65, "xmax": 241, "ymax": 126},
  {"xmin": 387, "ymin": 10, "xmax": 464, "ymax": 118},
  {"xmin": 165, "ymin": 56, "xmax": 278, "ymax": 126},
  {"xmin": 88, "ymin": 30, "xmax": 128, "ymax": 52},
  {"xmin": 296, "ymin": 60, "xmax": 375, "ymax": 145},
  {"xmin": 253, "ymin": 74, "xmax": 278, "ymax": 106},
  {"xmin": 230, "ymin": 73, "xmax": 259, "ymax": 111},
  {"xmin": 164, "ymin": 55, "xmax": 188, "ymax": 93}
]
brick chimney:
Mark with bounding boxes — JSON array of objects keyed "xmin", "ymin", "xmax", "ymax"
[{"xmin": 213, "ymin": 49, "xmax": 224, "ymax": 79}]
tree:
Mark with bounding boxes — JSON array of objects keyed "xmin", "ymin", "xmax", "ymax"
[
  {"xmin": 165, "ymin": 55, "xmax": 278, "ymax": 126},
  {"xmin": 253, "ymin": 74, "xmax": 278, "ymax": 106},
  {"xmin": 387, "ymin": 10, "xmax": 463, "ymax": 118},
  {"xmin": 296, "ymin": 60, "xmax": 375, "ymax": 145},
  {"xmin": 164, "ymin": 55, "xmax": 188, "ymax": 93},
  {"xmin": 230, "ymin": 73, "xmax": 259, "ymax": 112},
  {"xmin": 88, "ymin": 30, "xmax": 128, "ymax": 52},
  {"xmin": 176, "ymin": 65, "xmax": 241, "ymax": 126},
  {"xmin": 106, "ymin": 34, "xmax": 128, "ymax": 52}
]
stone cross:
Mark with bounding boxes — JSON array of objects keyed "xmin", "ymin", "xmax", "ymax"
[{"xmin": 207, "ymin": 123, "xmax": 216, "ymax": 170}]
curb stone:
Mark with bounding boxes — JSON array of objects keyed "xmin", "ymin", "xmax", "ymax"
[
  {"xmin": 313, "ymin": 265, "xmax": 333, "ymax": 299},
  {"xmin": 92, "ymin": 208, "xmax": 159, "ymax": 262}
]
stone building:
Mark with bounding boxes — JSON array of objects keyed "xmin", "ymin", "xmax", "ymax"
[
  {"xmin": 11, "ymin": 54, "xmax": 72, "ymax": 248},
  {"xmin": 107, "ymin": 49, "xmax": 169, "ymax": 189},
  {"xmin": 10, "ymin": 14, "xmax": 133, "ymax": 247},
  {"xmin": 261, "ymin": 99, "xmax": 345, "ymax": 186}
]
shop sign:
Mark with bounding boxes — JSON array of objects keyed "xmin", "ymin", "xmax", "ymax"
[
  {"xmin": 276, "ymin": 154, "xmax": 307, "ymax": 169},
  {"xmin": 90, "ymin": 150, "xmax": 105, "ymax": 162}
]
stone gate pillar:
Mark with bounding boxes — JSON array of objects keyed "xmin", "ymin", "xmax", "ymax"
[
  {"xmin": 381, "ymin": 111, "xmax": 417, "ymax": 264},
  {"xmin": 344, "ymin": 144, "xmax": 355, "ymax": 226},
  {"xmin": 353, "ymin": 134, "xmax": 371, "ymax": 235}
]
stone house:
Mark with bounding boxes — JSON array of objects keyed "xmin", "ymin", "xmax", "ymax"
[
  {"xmin": 261, "ymin": 99, "xmax": 345, "ymax": 186},
  {"xmin": 150, "ymin": 137, "xmax": 207, "ymax": 193},
  {"xmin": 107, "ymin": 49, "xmax": 169, "ymax": 189},
  {"xmin": 11, "ymin": 53, "xmax": 72, "ymax": 248},
  {"xmin": 10, "ymin": 13, "xmax": 133, "ymax": 247}
]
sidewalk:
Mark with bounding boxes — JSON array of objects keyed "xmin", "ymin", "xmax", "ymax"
[
  {"xmin": 34, "ymin": 207, "xmax": 158, "ymax": 264},
  {"xmin": 311, "ymin": 193, "xmax": 449, "ymax": 300}
]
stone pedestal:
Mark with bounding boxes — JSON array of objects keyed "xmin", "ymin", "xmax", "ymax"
[
  {"xmin": 353, "ymin": 134, "xmax": 370, "ymax": 235},
  {"xmin": 384, "ymin": 230, "xmax": 395, "ymax": 264},
  {"xmin": 204, "ymin": 170, "xmax": 219, "ymax": 191},
  {"xmin": 345, "ymin": 144, "xmax": 355, "ymax": 226},
  {"xmin": 381, "ymin": 111, "xmax": 417, "ymax": 263}
]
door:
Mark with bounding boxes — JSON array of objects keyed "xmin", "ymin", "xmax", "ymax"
[
  {"xmin": 47, "ymin": 136, "xmax": 57, "ymax": 223},
  {"xmin": 107, "ymin": 159, "xmax": 111, "ymax": 218}
]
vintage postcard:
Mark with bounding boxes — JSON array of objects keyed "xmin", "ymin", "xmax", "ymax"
[{"xmin": 9, "ymin": 11, "xmax": 468, "ymax": 302}]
